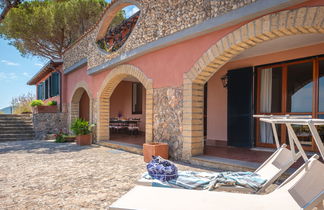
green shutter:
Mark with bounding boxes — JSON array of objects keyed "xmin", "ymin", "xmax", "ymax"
[
  {"xmin": 37, "ymin": 84, "xmax": 41, "ymax": 100},
  {"xmin": 45, "ymin": 79, "xmax": 49, "ymax": 99},
  {"xmin": 41, "ymin": 82, "xmax": 45, "ymax": 100},
  {"xmin": 49, "ymin": 75, "xmax": 53, "ymax": 97},
  {"xmin": 52, "ymin": 72, "xmax": 60, "ymax": 96}
]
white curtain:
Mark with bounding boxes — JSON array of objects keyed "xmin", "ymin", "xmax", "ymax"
[{"xmin": 260, "ymin": 68, "xmax": 274, "ymax": 144}]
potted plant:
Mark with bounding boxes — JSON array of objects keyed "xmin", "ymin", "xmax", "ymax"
[
  {"xmin": 143, "ymin": 142, "xmax": 169, "ymax": 163},
  {"xmin": 30, "ymin": 100, "xmax": 57, "ymax": 113},
  {"xmin": 55, "ymin": 132, "xmax": 66, "ymax": 143},
  {"xmin": 71, "ymin": 118, "xmax": 94, "ymax": 146}
]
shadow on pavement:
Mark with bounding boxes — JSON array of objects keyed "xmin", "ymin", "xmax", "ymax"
[{"xmin": 0, "ymin": 140, "xmax": 97, "ymax": 154}]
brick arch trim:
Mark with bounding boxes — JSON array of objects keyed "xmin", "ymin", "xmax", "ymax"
[
  {"xmin": 97, "ymin": 64, "xmax": 153, "ymax": 142},
  {"xmin": 70, "ymin": 81, "xmax": 93, "ymax": 125},
  {"xmin": 182, "ymin": 6, "xmax": 324, "ymax": 159}
]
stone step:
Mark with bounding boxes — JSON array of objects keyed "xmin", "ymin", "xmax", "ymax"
[
  {"xmin": 0, "ymin": 115, "xmax": 32, "ymax": 119},
  {"xmin": 97, "ymin": 140, "xmax": 143, "ymax": 155},
  {"xmin": 0, "ymin": 129, "xmax": 34, "ymax": 134},
  {"xmin": 1, "ymin": 126, "xmax": 34, "ymax": 131},
  {"xmin": 0, "ymin": 122, "xmax": 33, "ymax": 126},
  {"xmin": 0, "ymin": 134, "xmax": 35, "ymax": 140},
  {"xmin": 0, "ymin": 120, "xmax": 33, "ymax": 124},
  {"xmin": 0, "ymin": 114, "xmax": 34, "ymax": 141},
  {"xmin": 0, "ymin": 133, "xmax": 35, "ymax": 137},
  {"xmin": 0, "ymin": 137, "xmax": 35, "ymax": 142}
]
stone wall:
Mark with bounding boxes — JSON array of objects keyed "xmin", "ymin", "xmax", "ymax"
[
  {"xmin": 209, "ymin": 0, "xmax": 257, "ymax": 17},
  {"xmin": 153, "ymin": 88, "xmax": 183, "ymax": 160},
  {"xmin": 64, "ymin": 0, "xmax": 258, "ymax": 70},
  {"xmin": 33, "ymin": 113, "xmax": 68, "ymax": 140}
]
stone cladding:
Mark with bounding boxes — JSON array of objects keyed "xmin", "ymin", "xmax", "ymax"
[
  {"xmin": 153, "ymin": 88, "xmax": 183, "ymax": 160},
  {"xmin": 33, "ymin": 113, "xmax": 68, "ymax": 140},
  {"xmin": 63, "ymin": 0, "xmax": 258, "ymax": 70}
]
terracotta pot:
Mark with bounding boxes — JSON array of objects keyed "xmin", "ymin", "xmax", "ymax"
[
  {"xmin": 33, "ymin": 105, "xmax": 57, "ymax": 113},
  {"xmin": 143, "ymin": 142, "xmax": 168, "ymax": 163},
  {"xmin": 76, "ymin": 134, "xmax": 91, "ymax": 146}
]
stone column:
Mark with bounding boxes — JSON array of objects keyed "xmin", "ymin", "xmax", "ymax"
[{"xmin": 153, "ymin": 87, "xmax": 184, "ymax": 160}]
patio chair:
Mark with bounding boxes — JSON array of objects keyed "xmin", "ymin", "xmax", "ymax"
[{"xmin": 110, "ymin": 155, "xmax": 324, "ymax": 210}]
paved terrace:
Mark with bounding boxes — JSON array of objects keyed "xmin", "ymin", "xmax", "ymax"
[{"xmin": 0, "ymin": 140, "xmax": 227, "ymax": 209}]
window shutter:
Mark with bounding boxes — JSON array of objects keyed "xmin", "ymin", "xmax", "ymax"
[
  {"xmin": 53, "ymin": 72, "xmax": 60, "ymax": 96},
  {"xmin": 37, "ymin": 84, "xmax": 41, "ymax": 100},
  {"xmin": 45, "ymin": 79, "xmax": 49, "ymax": 99},
  {"xmin": 39, "ymin": 82, "xmax": 44, "ymax": 100},
  {"xmin": 49, "ymin": 75, "xmax": 53, "ymax": 97},
  {"xmin": 227, "ymin": 67, "xmax": 254, "ymax": 147},
  {"xmin": 42, "ymin": 82, "xmax": 45, "ymax": 100}
]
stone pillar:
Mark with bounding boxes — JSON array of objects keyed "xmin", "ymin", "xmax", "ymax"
[{"xmin": 153, "ymin": 87, "xmax": 184, "ymax": 160}]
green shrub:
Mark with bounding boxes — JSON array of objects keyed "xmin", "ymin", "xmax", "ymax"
[
  {"xmin": 30, "ymin": 100, "xmax": 44, "ymax": 107},
  {"xmin": 47, "ymin": 101, "xmax": 57, "ymax": 106},
  {"xmin": 55, "ymin": 133, "xmax": 65, "ymax": 143},
  {"xmin": 71, "ymin": 118, "xmax": 94, "ymax": 136}
]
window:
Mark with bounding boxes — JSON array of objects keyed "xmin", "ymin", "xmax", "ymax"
[
  {"xmin": 286, "ymin": 62, "xmax": 313, "ymax": 113},
  {"xmin": 36, "ymin": 72, "xmax": 60, "ymax": 100},
  {"xmin": 256, "ymin": 56, "xmax": 324, "ymax": 151},
  {"xmin": 132, "ymin": 82, "xmax": 142, "ymax": 114}
]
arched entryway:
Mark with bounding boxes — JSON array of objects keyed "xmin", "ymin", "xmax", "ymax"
[
  {"xmin": 97, "ymin": 64, "xmax": 153, "ymax": 144},
  {"xmin": 70, "ymin": 82, "xmax": 93, "ymax": 125},
  {"xmin": 182, "ymin": 6, "xmax": 324, "ymax": 159},
  {"xmin": 79, "ymin": 91, "xmax": 90, "ymax": 121}
]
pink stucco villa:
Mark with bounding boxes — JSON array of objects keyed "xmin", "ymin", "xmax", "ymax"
[{"xmin": 28, "ymin": 0, "xmax": 324, "ymax": 168}]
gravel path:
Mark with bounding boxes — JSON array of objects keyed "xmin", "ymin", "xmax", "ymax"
[{"xmin": 0, "ymin": 140, "xmax": 220, "ymax": 209}]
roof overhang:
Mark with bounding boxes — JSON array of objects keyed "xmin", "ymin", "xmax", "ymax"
[{"xmin": 27, "ymin": 59, "xmax": 63, "ymax": 85}]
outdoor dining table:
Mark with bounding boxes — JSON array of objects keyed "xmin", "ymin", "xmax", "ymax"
[
  {"xmin": 109, "ymin": 119, "xmax": 140, "ymax": 125},
  {"xmin": 109, "ymin": 119, "xmax": 140, "ymax": 134},
  {"xmin": 254, "ymin": 115, "xmax": 324, "ymax": 161}
]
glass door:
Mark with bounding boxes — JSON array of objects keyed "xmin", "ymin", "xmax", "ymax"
[{"xmin": 256, "ymin": 57, "xmax": 324, "ymax": 151}]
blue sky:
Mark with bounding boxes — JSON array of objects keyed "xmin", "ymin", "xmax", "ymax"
[
  {"xmin": 0, "ymin": 39, "xmax": 47, "ymax": 109},
  {"xmin": 0, "ymin": 3, "xmax": 138, "ymax": 109}
]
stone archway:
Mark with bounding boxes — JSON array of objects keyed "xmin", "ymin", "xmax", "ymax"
[
  {"xmin": 97, "ymin": 64, "xmax": 153, "ymax": 142},
  {"xmin": 182, "ymin": 6, "xmax": 324, "ymax": 159},
  {"xmin": 70, "ymin": 81, "xmax": 93, "ymax": 125}
]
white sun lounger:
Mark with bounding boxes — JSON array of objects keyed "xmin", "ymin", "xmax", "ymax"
[
  {"xmin": 137, "ymin": 144, "xmax": 299, "ymax": 193},
  {"xmin": 137, "ymin": 115, "xmax": 309, "ymax": 193},
  {"xmin": 111, "ymin": 117, "xmax": 324, "ymax": 210},
  {"xmin": 110, "ymin": 156, "xmax": 324, "ymax": 210}
]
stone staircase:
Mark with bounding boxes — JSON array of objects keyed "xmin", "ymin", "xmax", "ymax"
[{"xmin": 0, "ymin": 114, "xmax": 35, "ymax": 141}]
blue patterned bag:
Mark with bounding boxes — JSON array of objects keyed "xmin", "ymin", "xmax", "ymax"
[{"xmin": 147, "ymin": 156, "xmax": 178, "ymax": 182}]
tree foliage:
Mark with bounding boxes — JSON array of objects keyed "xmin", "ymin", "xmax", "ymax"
[
  {"xmin": 0, "ymin": 0, "xmax": 107, "ymax": 60},
  {"xmin": 0, "ymin": 0, "xmax": 22, "ymax": 22},
  {"xmin": 110, "ymin": 10, "xmax": 126, "ymax": 28},
  {"xmin": 11, "ymin": 92, "xmax": 35, "ymax": 114}
]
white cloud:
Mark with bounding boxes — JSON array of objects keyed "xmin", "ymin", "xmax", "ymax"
[
  {"xmin": 34, "ymin": 63, "xmax": 43, "ymax": 67},
  {"xmin": 1, "ymin": 60, "xmax": 20, "ymax": 66},
  {"xmin": 0, "ymin": 72, "xmax": 17, "ymax": 80},
  {"xmin": 22, "ymin": 72, "xmax": 31, "ymax": 77}
]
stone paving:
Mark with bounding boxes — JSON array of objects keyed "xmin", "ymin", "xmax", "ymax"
[{"xmin": 0, "ymin": 140, "xmax": 221, "ymax": 209}]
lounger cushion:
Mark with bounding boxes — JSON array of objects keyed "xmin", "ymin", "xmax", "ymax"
[{"xmin": 109, "ymin": 186, "xmax": 300, "ymax": 210}]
